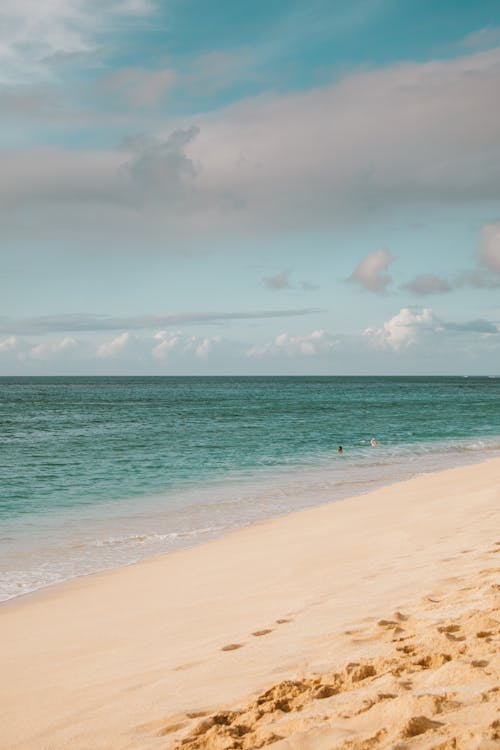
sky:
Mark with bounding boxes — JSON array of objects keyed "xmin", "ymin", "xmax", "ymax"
[{"xmin": 1, "ymin": 0, "xmax": 500, "ymax": 375}]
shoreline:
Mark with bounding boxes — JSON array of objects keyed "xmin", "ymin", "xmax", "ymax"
[
  {"xmin": 2, "ymin": 446, "xmax": 500, "ymax": 609},
  {"xmin": 1, "ymin": 456, "xmax": 499, "ymax": 749}
]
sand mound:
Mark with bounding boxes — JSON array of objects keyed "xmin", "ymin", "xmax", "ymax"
[{"xmin": 172, "ymin": 565, "xmax": 499, "ymax": 750}]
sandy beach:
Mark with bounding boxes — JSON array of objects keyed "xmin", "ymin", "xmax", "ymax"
[{"xmin": 1, "ymin": 458, "xmax": 499, "ymax": 750}]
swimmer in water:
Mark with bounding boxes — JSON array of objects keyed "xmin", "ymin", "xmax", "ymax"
[
  {"xmin": 370, "ymin": 437, "xmax": 378, "ymax": 447},
  {"xmin": 337, "ymin": 445, "xmax": 343, "ymax": 453}
]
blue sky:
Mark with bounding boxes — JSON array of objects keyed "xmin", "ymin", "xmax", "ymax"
[{"xmin": 1, "ymin": 0, "xmax": 500, "ymax": 374}]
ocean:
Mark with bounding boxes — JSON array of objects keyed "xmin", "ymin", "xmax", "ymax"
[{"xmin": 1, "ymin": 376, "xmax": 499, "ymax": 603}]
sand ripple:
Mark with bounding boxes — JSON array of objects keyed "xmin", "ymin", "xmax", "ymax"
[{"xmin": 171, "ymin": 563, "xmax": 499, "ymax": 750}]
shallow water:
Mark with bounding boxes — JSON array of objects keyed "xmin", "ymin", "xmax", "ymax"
[{"xmin": 1, "ymin": 376, "xmax": 499, "ymax": 601}]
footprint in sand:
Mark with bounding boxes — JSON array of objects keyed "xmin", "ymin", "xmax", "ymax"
[
  {"xmin": 437, "ymin": 624, "xmax": 461, "ymax": 633},
  {"xmin": 252, "ymin": 629, "xmax": 273, "ymax": 637},
  {"xmin": 437, "ymin": 623, "xmax": 465, "ymax": 641},
  {"xmin": 394, "ymin": 611, "xmax": 409, "ymax": 621},
  {"xmin": 476, "ymin": 630, "xmax": 493, "ymax": 639},
  {"xmin": 481, "ymin": 686, "xmax": 499, "ymax": 702},
  {"xmin": 415, "ymin": 653, "xmax": 452, "ymax": 669},
  {"xmin": 399, "ymin": 679, "xmax": 413, "ymax": 690},
  {"xmin": 396, "ymin": 644, "xmax": 416, "ymax": 655},
  {"xmin": 220, "ymin": 643, "xmax": 244, "ymax": 652},
  {"xmin": 276, "ymin": 618, "xmax": 292, "ymax": 624},
  {"xmin": 173, "ymin": 660, "xmax": 203, "ymax": 672},
  {"xmin": 471, "ymin": 659, "xmax": 489, "ymax": 668},
  {"xmin": 377, "ymin": 619, "xmax": 404, "ymax": 635},
  {"xmin": 402, "ymin": 715, "xmax": 444, "ymax": 738}
]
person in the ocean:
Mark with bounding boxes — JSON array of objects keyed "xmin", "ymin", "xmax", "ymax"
[
  {"xmin": 337, "ymin": 446, "xmax": 343, "ymax": 453},
  {"xmin": 370, "ymin": 437, "xmax": 378, "ymax": 447}
]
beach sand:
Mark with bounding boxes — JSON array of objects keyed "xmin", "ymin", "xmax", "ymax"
[{"xmin": 1, "ymin": 458, "xmax": 499, "ymax": 749}]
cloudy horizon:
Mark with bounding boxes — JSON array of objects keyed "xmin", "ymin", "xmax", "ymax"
[{"xmin": 1, "ymin": 0, "xmax": 500, "ymax": 375}]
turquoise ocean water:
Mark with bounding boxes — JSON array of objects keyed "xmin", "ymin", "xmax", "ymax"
[{"xmin": 1, "ymin": 376, "xmax": 499, "ymax": 602}]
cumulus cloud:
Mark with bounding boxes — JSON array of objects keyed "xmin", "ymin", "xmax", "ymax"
[
  {"xmin": 0, "ymin": 335, "xmax": 18, "ymax": 352},
  {"xmin": 152, "ymin": 330, "xmax": 221, "ymax": 360},
  {"xmin": 29, "ymin": 336, "xmax": 77, "ymax": 359},
  {"xmin": 120, "ymin": 127, "xmax": 200, "ymax": 203},
  {"xmin": 0, "ymin": 329, "xmax": 227, "ymax": 369},
  {"xmin": 96, "ymin": 331, "xmax": 131, "ymax": 358},
  {"xmin": 151, "ymin": 331, "xmax": 179, "ymax": 360},
  {"xmin": 348, "ymin": 248, "xmax": 394, "ymax": 293},
  {"xmin": 364, "ymin": 308, "xmax": 435, "ymax": 350},
  {"xmin": 403, "ymin": 274, "xmax": 452, "ymax": 296},
  {"xmin": 193, "ymin": 336, "xmax": 219, "ymax": 359},
  {"xmin": 247, "ymin": 329, "xmax": 336, "ymax": 358},
  {"xmin": 364, "ymin": 307, "xmax": 499, "ymax": 352},
  {"xmin": 1, "ymin": 315, "xmax": 497, "ymax": 374}
]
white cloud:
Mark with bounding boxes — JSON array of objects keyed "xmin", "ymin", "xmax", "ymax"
[
  {"xmin": 349, "ymin": 248, "xmax": 394, "ymax": 292},
  {"xmin": 152, "ymin": 330, "xmax": 221, "ymax": 360},
  {"xmin": 0, "ymin": 0, "xmax": 154, "ymax": 84},
  {"xmin": 0, "ymin": 335, "xmax": 18, "ymax": 352},
  {"xmin": 0, "ymin": 318, "xmax": 497, "ymax": 375},
  {"xmin": 364, "ymin": 308, "xmax": 435, "ymax": 350},
  {"xmin": 96, "ymin": 331, "xmax": 130, "ymax": 358},
  {"xmin": 192, "ymin": 336, "xmax": 220, "ymax": 359},
  {"xmin": 152, "ymin": 330, "xmax": 180, "ymax": 360},
  {"xmin": 247, "ymin": 329, "xmax": 336, "ymax": 358},
  {"xmin": 30, "ymin": 336, "xmax": 77, "ymax": 359},
  {"xmin": 3, "ymin": 48, "xmax": 500, "ymax": 247},
  {"xmin": 187, "ymin": 47, "xmax": 500, "ymax": 230}
]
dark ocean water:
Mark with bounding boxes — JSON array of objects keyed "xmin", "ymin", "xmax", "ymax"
[{"xmin": 1, "ymin": 376, "xmax": 499, "ymax": 601}]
